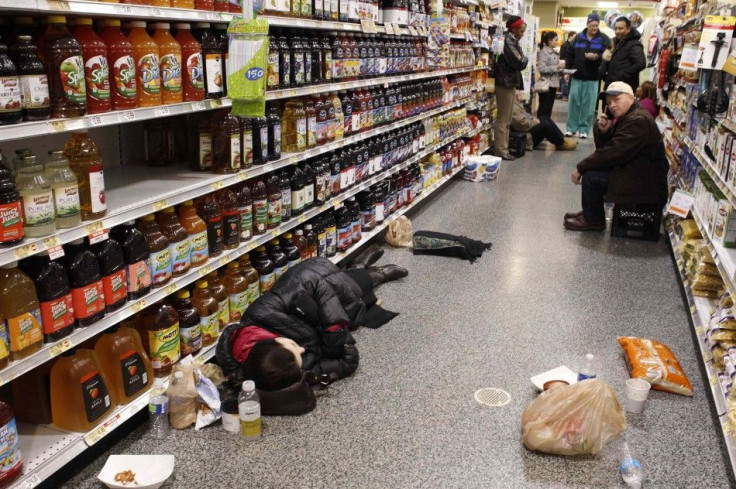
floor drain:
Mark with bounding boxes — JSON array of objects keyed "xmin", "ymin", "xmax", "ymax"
[{"xmin": 474, "ymin": 387, "xmax": 511, "ymax": 407}]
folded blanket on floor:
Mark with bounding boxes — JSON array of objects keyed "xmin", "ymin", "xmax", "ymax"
[{"xmin": 411, "ymin": 231, "xmax": 492, "ymax": 263}]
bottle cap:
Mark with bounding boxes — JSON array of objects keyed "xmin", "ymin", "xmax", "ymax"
[
  {"xmin": 243, "ymin": 380, "xmax": 255, "ymax": 391},
  {"xmin": 160, "ymin": 207, "xmax": 175, "ymax": 214},
  {"xmin": 176, "ymin": 289, "xmax": 190, "ymax": 299},
  {"xmin": 227, "ymin": 262, "xmax": 239, "ymax": 269},
  {"xmin": 196, "ymin": 280, "xmax": 209, "ymax": 288},
  {"xmin": 284, "ymin": 233, "xmax": 293, "ymax": 239},
  {"xmin": 104, "ymin": 19, "xmax": 122, "ymax": 27},
  {"xmin": 48, "ymin": 15, "xmax": 66, "ymax": 23},
  {"xmin": 15, "ymin": 17, "xmax": 34, "ymax": 25},
  {"xmin": 154, "ymin": 22, "xmax": 170, "ymax": 29},
  {"xmin": 142, "ymin": 214, "xmax": 155, "ymax": 222},
  {"xmin": 76, "ymin": 17, "xmax": 93, "ymax": 25},
  {"xmin": 183, "ymin": 199, "xmax": 194, "ymax": 206},
  {"xmin": 175, "ymin": 23, "xmax": 191, "ymax": 29},
  {"xmin": 270, "ymin": 239, "xmax": 279, "ymax": 245},
  {"xmin": 130, "ymin": 20, "xmax": 147, "ymax": 28}
]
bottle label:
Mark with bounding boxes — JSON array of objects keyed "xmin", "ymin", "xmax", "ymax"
[
  {"xmin": 304, "ymin": 51, "xmax": 312, "ymax": 84},
  {"xmin": 137, "ymin": 53, "xmax": 161, "ymax": 95},
  {"xmin": 279, "ymin": 53, "xmax": 290, "ymax": 84},
  {"xmin": 351, "ymin": 111, "xmax": 360, "ymax": 132},
  {"xmin": 230, "ymin": 133, "xmax": 242, "ymax": 169},
  {"xmin": 148, "ymin": 322, "xmax": 180, "ymax": 369},
  {"xmin": 324, "ymin": 52, "xmax": 332, "ymax": 80},
  {"xmin": 307, "ymin": 116, "xmax": 317, "ymax": 147},
  {"xmin": 71, "ymin": 281, "xmax": 105, "ymax": 320},
  {"xmin": 127, "ymin": 259, "xmax": 152, "ymax": 293},
  {"xmin": 267, "ymin": 52, "xmax": 279, "ymax": 88},
  {"xmin": 273, "ymin": 123, "xmax": 281, "ymax": 148},
  {"xmin": 326, "ymin": 226, "xmax": 337, "ymax": 256},
  {"xmin": 0, "ymin": 201, "xmax": 23, "ymax": 243},
  {"xmin": 293, "ymin": 54, "xmax": 304, "ymax": 85},
  {"xmin": 259, "ymin": 271, "xmax": 275, "ymax": 293},
  {"xmin": 351, "ymin": 220, "xmax": 361, "ymax": 242},
  {"xmin": 58, "ymin": 55, "xmax": 86, "ymax": 104},
  {"xmin": 304, "ymin": 185, "xmax": 314, "ymax": 208},
  {"xmin": 190, "ymin": 230, "xmax": 209, "ymax": 264},
  {"xmin": 247, "ymin": 280, "xmax": 260, "ymax": 304},
  {"xmin": 198, "ymin": 132, "xmax": 212, "ymax": 170},
  {"xmin": 222, "ymin": 210, "xmax": 240, "ymax": 247},
  {"xmin": 337, "ymin": 224, "xmax": 352, "ymax": 250},
  {"xmin": 205, "ymin": 53, "xmax": 224, "ymax": 94},
  {"xmin": 301, "ymin": 0, "xmax": 311, "ymax": 16},
  {"xmin": 254, "ymin": 199, "xmax": 268, "ymax": 232},
  {"xmin": 200, "ymin": 312, "xmax": 219, "ymax": 344},
  {"xmin": 80, "ymin": 371, "xmax": 111, "ymax": 422},
  {"xmin": 170, "ymin": 239, "xmax": 191, "ymax": 274},
  {"xmin": 160, "ymin": 53, "xmax": 182, "ymax": 94},
  {"xmin": 19, "ymin": 74, "xmax": 49, "ymax": 110},
  {"xmin": 0, "ymin": 419, "xmax": 22, "ymax": 476},
  {"xmin": 274, "ymin": 264, "xmax": 289, "ymax": 281},
  {"xmin": 89, "ymin": 168, "xmax": 107, "ymax": 213},
  {"xmin": 53, "ymin": 184, "xmax": 81, "ymax": 218},
  {"xmin": 340, "ymin": 170, "xmax": 349, "ymax": 190},
  {"xmin": 120, "ymin": 350, "xmax": 148, "ymax": 397},
  {"xmin": 149, "ymin": 247, "xmax": 173, "ymax": 286},
  {"xmin": 185, "ymin": 52, "xmax": 204, "ymax": 90},
  {"xmin": 267, "ymin": 198, "xmax": 282, "ymax": 227},
  {"xmin": 39, "ymin": 293, "xmax": 74, "ymax": 334},
  {"xmin": 291, "ymin": 188, "xmax": 305, "ymax": 213},
  {"xmin": 21, "ymin": 191, "xmax": 54, "ymax": 228},
  {"xmin": 84, "ymin": 55, "xmax": 111, "ymax": 101},
  {"xmin": 239, "ymin": 206, "xmax": 253, "ymax": 241},
  {"xmin": 242, "ymin": 131, "xmax": 253, "ymax": 167},
  {"xmin": 296, "ymin": 118, "xmax": 306, "ymax": 148},
  {"xmin": 281, "ymin": 189, "xmax": 291, "ymax": 220},
  {"xmin": 113, "ymin": 55, "xmax": 137, "ymax": 99},
  {"xmin": 317, "ymin": 231, "xmax": 327, "ymax": 256},
  {"xmin": 229, "ymin": 291, "xmax": 249, "ymax": 322},
  {"xmin": 217, "ymin": 298, "xmax": 229, "ymax": 330},
  {"xmin": 103, "ymin": 268, "xmax": 128, "ymax": 306},
  {"xmin": 239, "ymin": 400, "xmax": 261, "ymax": 437},
  {"xmin": 5, "ymin": 308, "xmax": 42, "ymax": 353},
  {"xmin": 259, "ymin": 126, "xmax": 268, "ymax": 159},
  {"xmin": 179, "ymin": 322, "xmax": 202, "ymax": 357},
  {"xmin": 206, "ymin": 216, "xmax": 223, "ymax": 254}
]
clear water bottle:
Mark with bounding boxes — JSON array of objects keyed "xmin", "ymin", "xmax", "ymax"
[
  {"xmin": 620, "ymin": 441, "xmax": 644, "ymax": 488},
  {"xmin": 577, "ymin": 353, "xmax": 597, "ymax": 381},
  {"xmin": 238, "ymin": 380, "xmax": 261, "ymax": 440},
  {"xmin": 149, "ymin": 394, "xmax": 169, "ymax": 439}
]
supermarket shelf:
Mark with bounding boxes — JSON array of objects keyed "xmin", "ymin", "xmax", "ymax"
[
  {"xmin": 684, "ymin": 136, "xmax": 736, "ymax": 210},
  {"xmin": 689, "ymin": 207, "xmax": 736, "ymax": 301},
  {"xmin": 0, "ymin": 97, "xmax": 470, "ymax": 268},
  {"xmin": 720, "ymin": 119, "xmax": 736, "ymax": 135},
  {"xmin": 0, "ymin": 66, "xmax": 484, "ymax": 142}
]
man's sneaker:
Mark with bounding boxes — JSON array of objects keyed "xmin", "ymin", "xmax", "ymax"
[
  {"xmin": 557, "ymin": 139, "xmax": 578, "ymax": 151},
  {"xmin": 564, "ymin": 131, "xmax": 575, "ymax": 137},
  {"xmin": 579, "ymin": 133, "xmax": 588, "ymax": 139}
]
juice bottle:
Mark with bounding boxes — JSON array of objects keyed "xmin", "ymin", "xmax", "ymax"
[
  {"xmin": 188, "ymin": 111, "xmax": 212, "ymax": 171},
  {"xmin": 109, "ymin": 221, "xmax": 152, "ymax": 300},
  {"xmin": 175, "ymin": 23, "xmax": 204, "ymax": 102},
  {"xmin": 314, "ymin": 95, "xmax": 326, "ymax": 147},
  {"xmin": 91, "ymin": 237, "xmax": 128, "ymax": 313},
  {"xmin": 303, "ymin": 161, "xmax": 315, "ymax": 210},
  {"xmin": 279, "ymin": 170, "xmax": 291, "ymax": 222},
  {"xmin": 16, "ymin": 155, "xmax": 56, "ymax": 238},
  {"xmin": 128, "ymin": 21, "xmax": 161, "ymax": 107},
  {"xmin": 42, "ymin": 16, "xmax": 86, "ymax": 118},
  {"xmin": 266, "ymin": 36, "xmax": 279, "ymax": 91},
  {"xmin": 94, "ymin": 325, "xmax": 154, "ymax": 403},
  {"xmin": 171, "ymin": 290, "xmax": 202, "ymax": 358},
  {"xmin": 10, "ymin": 35, "xmax": 50, "ymax": 121},
  {"xmin": 199, "ymin": 24, "xmax": 224, "ymax": 99},
  {"xmin": 18, "ymin": 256, "xmax": 74, "ymax": 343},
  {"xmin": 236, "ymin": 184, "xmax": 253, "ymax": 242},
  {"xmin": 282, "ymin": 100, "xmax": 306, "ymax": 153},
  {"xmin": 290, "ymin": 37, "xmax": 305, "ymax": 87},
  {"xmin": 63, "ymin": 130, "xmax": 107, "ymax": 221},
  {"xmin": 100, "ymin": 20, "xmax": 137, "ymax": 111},
  {"xmin": 214, "ymin": 25, "xmax": 229, "ymax": 96},
  {"xmin": 0, "ymin": 263, "xmax": 40, "ymax": 362},
  {"xmin": 0, "ymin": 38, "xmax": 21, "ymax": 126},
  {"xmin": 216, "ymin": 188, "xmax": 240, "ymax": 250},
  {"xmin": 240, "ymin": 117, "xmax": 252, "ymax": 168},
  {"xmin": 267, "ymin": 239, "xmax": 289, "ymax": 280},
  {"xmin": 50, "ymin": 349, "xmax": 114, "ymax": 431},
  {"xmin": 139, "ymin": 300, "xmax": 180, "ymax": 377},
  {"xmin": 195, "ymin": 0, "xmax": 214, "ymax": 9},
  {"xmin": 178, "ymin": 199, "xmax": 209, "ymax": 267},
  {"xmin": 237, "ymin": 254, "xmax": 260, "ymax": 305},
  {"xmin": 206, "ymin": 271, "xmax": 229, "ymax": 331},
  {"xmin": 290, "ymin": 166, "xmax": 305, "ymax": 216},
  {"xmin": 214, "ymin": 0, "xmax": 229, "ymax": 12},
  {"xmin": 74, "ymin": 17, "xmax": 112, "ymax": 114},
  {"xmin": 138, "ymin": 214, "xmax": 173, "ymax": 288},
  {"xmin": 323, "ymin": 93, "xmax": 335, "ymax": 142},
  {"xmin": 252, "ymin": 117, "xmax": 268, "ymax": 166},
  {"xmin": 211, "ymin": 109, "xmax": 241, "ymax": 174},
  {"xmin": 44, "ymin": 150, "xmax": 81, "ymax": 229},
  {"xmin": 0, "ymin": 401, "xmax": 22, "ymax": 487},
  {"xmin": 157, "ymin": 207, "xmax": 190, "ymax": 276},
  {"xmin": 304, "ymin": 97, "xmax": 317, "ymax": 149},
  {"xmin": 172, "ymin": 0, "xmax": 195, "ymax": 7},
  {"xmin": 277, "ymin": 36, "xmax": 290, "ymax": 89},
  {"xmin": 266, "ymin": 174, "xmax": 281, "ymax": 230},
  {"xmin": 192, "ymin": 280, "xmax": 218, "ymax": 347},
  {"xmin": 152, "ymin": 23, "xmax": 182, "ymax": 105},
  {"xmin": 224, "ymin": 262, "xmax": 248, "ymax": 322},
  {"xmin": 196, "ymin": 194, "xmax": 223, "ymax": 257},
  {"xmin": 62, "ymin": 238, "xmax": 106, "ymax": 327},
  {"xmin": 295, "ymin": 227, "xmax": 312, "ymax": 258},
  {"xmin": 151, "ymin": 0, "xmax": 171, "ymax": 5},
  {"xmin": 252, "ymin": 179, "xmax": 267, "ymax": 235},
  {"xmin": 252, "ymin": 246, "xmax": 276, "ymax": 293}
]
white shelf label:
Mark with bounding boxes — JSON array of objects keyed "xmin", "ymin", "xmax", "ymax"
[
  {"xmin": 16, "ymin": 473, "xmax": 41, "ymax": 489},
  {"xmin": 84, "ymin": 115, "xmax": 103, "ymax": 128},
  {"xmin": 117, "ymin": 4, "xmax": 133, "ymax": 14},
  {"xmin": 88, "ymin": 229, "xmax": 109, "ymax": 245},
  {"xmin": 47, "ymin": 245, "xmax": 65, "ymax": 261},
  {"xmin": 131, "ymin": 299, "xmax": 147, "ymax": 313},
  {"xmin": 147, "ymin": 6, "xmax": 162, "ymax": 16},
  {"xmin": 154, "ymin": 106, "xmax": 171, "ymax": 117},
  {"xmin": 119, "ymin": 110, "xmax": 136, "ymax": 122},
  {"xmin": 192, "ymin": 101, "xmax": 206, "ymax": 111},
  {"xmin": 384, "ymin": 23, "xmax": 395, "ymax": 35},
  {"xmin": 667, "ymin": 189, "xmax": 694, "ymax": 218}
]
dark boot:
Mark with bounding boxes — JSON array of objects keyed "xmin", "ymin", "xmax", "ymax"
[
  {"xmin": 366, "ymin": 264, "xmax": 408, "ymax": 287},
  {"xmin": 347, "ymin": 243, "xmax": 384, "ymax": 269}
]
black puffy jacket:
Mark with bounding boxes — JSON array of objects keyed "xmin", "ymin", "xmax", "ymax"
[
  {"xmin": 216, "ymin": 257, "xmax": 364, "ymax": 380},
  {"xmin": 599, "ymin": 29, "xmax": 646, "ymax": 92}
]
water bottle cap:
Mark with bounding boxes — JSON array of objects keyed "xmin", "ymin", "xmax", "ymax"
[{"xmin": 243, "ymin": 380, "xmax": 255, "ymax": 392}]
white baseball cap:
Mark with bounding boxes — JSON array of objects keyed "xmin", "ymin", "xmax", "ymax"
[{"xmin": 602, "ymin": 81, "xmax": 634, "ymax": 96}]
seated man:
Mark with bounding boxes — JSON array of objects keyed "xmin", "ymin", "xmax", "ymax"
[
  {"xmin": 564, "ymin": 82, "xmax": 668, "ymax": 231},
  {"xmin": 510, "ymin": 96, "xmax": 578, "ymax": 151}
]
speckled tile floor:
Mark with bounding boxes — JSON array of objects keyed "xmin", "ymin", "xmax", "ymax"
[{"xmin": 53, "ymin": 111, "xmax": 734, "ymax": 489}]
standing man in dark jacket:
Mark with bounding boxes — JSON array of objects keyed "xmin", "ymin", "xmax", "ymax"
[
  {"xmin": 493, "ymin": 15, "xmax": 529, "ymax": 161},
  {"xmin": 565, "ymin": 14, "xmax": 611, "ymax": 139},
  {"xmin": 559, "ymin": 32, "xmax": 576, "ymax": 100},
  {"xmin": 564, "ymin": 82, "xmax": 668, "ymax": 231},
  {"xmin": 598, "ymin": 16, "xmax": 646, "ymax": 93}
]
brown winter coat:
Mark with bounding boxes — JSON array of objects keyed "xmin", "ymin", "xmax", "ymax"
[{"xmin": 576, "ymin": 103, "xmax": 668, "ymax": 205}]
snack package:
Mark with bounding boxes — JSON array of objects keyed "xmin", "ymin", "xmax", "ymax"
[
  {"xmin": 678, "ymin": 219, "xmax": 702, "ymax": 240},
  {"xmin": 194, "ymin": 368, "xmax": 222, "ymax": 430},
  {"xmin": 617, "ymin": 336, "xmax": 694, "ymax": 396}
]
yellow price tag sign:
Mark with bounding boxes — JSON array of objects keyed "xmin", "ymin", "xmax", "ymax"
[
  {"xmin": 331, "ymin": 199, "xmax": 340, "ymax": 208},
  {"xmin": 695, "ymin": 326, "xmax": 705, "ymax": 335},
  {"xmin": 238, "ymin": 171, "xmax": 248, "ymax": 181},
  {"xmin": 43, "ymin": 235, "xmax": 61, "ymax": 249},
  {"xmin": 199, "ymin": 265, "xmax": 213, "ymax": 277},
  {"xmin": 152, "ymin": 199, "xmax": 168, "ymax": 212},
  {"xmin": 298, "ymin": 215, "xmax": 306, "ymax": 223},
  {"xmin": 85, "ymin": 221, "xmax": 104, "ymax": 234},
  {"xmin": 289, "ymin": 156, "xmax": 298, "ymax": 165},
  {"xmin": 211, "ymin": 181, "xmax": 224, "ymax": 190},
  {"xmin": 49, "ymin": 120, "xmax": 68, "ymax": 132},
  {"xmin": 710, "ymin": 374, "xmax": 718, "ymax": 386},
  {"xmin": 193, "ymin": 354, "xmax": 205, "ymax": 365},
  {"xmin": 271, "ymin": 229, "xmax": 280, "ymax": 238},
  {"xmin": 48, "ymin": 338, "xmax": 74, "ymax": 358},
  {"xmin": 704, "ymin": 351, "xmax": 713, "ymax": 363},
  {"xmin": 219, "ymin": 256, "xmax": 229, "ymax": 266},
  {"xmin": 164, "ymin": 283, "xmax": 178, "ymax": 295},
  {"xmin": 13, "ymin": 242, "xmax": 39, "ymax": 259},
  {"xmin": 131, "ymin": 299, "xmax": 147, "ymax": 313},
  {"xmin": 84, "ymin": 425, "xmax": 108, "ymax": 446},
  {"xmin": 690, "ymin": 305, "xmax": 697, "ymax": 314}
]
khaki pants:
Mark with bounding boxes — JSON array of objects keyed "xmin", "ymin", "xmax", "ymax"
[{"xmin": 494, "ymin": 86, "xmax": 516, "ymax": 155}]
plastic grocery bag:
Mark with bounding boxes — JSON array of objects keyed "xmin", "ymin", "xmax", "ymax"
[
  {"xmin": 521, "ymin": 379, "xmax": 626, "ymax": 456},
  {"xmin": 386, "ymin": 216, "xmax": 412, "ymax": 247}
]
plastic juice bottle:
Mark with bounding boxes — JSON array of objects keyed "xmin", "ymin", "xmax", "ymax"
[
  {"xmin": 277, "ymin": 36, "xmax": 290, "ymax": 89},
  {"xmin": 223, "ymin": 262, "xmax": 248, "ymax": 322},
  {"xmin": 0, "ymin": 401, "xmax": 22, "ymax": 486},
  {"xmin": 140, "ymin": 301, "xmax": 180, "ymax": 378},
  {"xmin": 175, "ymin": 23, "xmax": 204, "ymax": 102},
  {"xmin": 237, "ymin": 184, "xmax": 253, "ymax": 242},
  {"xmin": 206, "ymin": 271, "xmax": 229, "ymax": 331},
  {"xmin": 290, "ymin": 166, "xmax": 305, "ymax": 217},
  {"xmin": 188, "ymin": 112, "xmax": 212, "ymax": 172},
  {"xmin": 152, "ymin": 23, "xmax": 182, "ymax": 104},
  {"xmin": 252, "ymin": 117, "xmax": 268, "ymax": 166},
  {"xmin": 211, "ymin": 110, "xmax": 241, "ymax": 174},
  {"xmin": 266, "ymin": 36, "xmax": 279, "ymax": 91},
  {"xmin": 16, "ymin": 155, "xmax": 56, "ymax": 238},
  {"xmin": 314, "ymin": 95, "xmax": 326, "ymax": 147},
  {"xmin": 110, "ymin": 221, "xmax": 152, "ymax": 300},
  {"xmin": 196, "ymin": 194, "xmax": 223, "ymax": 257},
  {"xmin": 216, "ymin": 188, "xmax": 240, "ymax": 250},
  {"xmin": 302, "ymin": 225, "xmax": 317, "ymax": 258},
  {"xmin": 177, "ymin": 200, "xmax": 209, "ymax": 267},
  {"xmin": 172, "ymin": 0, "xmax": 195, "ymax": 7},
  {"xmin": 280, "ymin": 233, "xmax": 301, "ymax": 268},
  {"xmin": 192, "ymin": 280, "xmax": 219, "ymax": 347},
  {"xmin": 91, "ymin": 238, "xmax": 128, "ymax": 313},
  {"xmin": 0, "ymin": 263, "xmax": 40, "ymax": 362},
  {"xmin": 214, "ymin": 0, "xmax": 229, "ymax": 12},
  {"xmin": 74, "ymin": 18, "xmax": 111, "ymax": 114},
  {"xmin": 10, "ymin": 35, "xmax": 50, "ymax": 121},
  {"xmin": 44, "ymin": 150, "xmax": 81, "ymax": 229},
  {"xmin": 42, "ymin": 16, "xmax": 86, "ymax": 118},
  {"xmin": 199, "ymin": 24, "xmax": 224, "ymax": 99},
  {"xmin": 331, "ymin": 34, "xmax": 342, "ymax": 80},
  {"xmin": 252, "ymin": 179, "xmax": 267, "ymax": 235},
  {"xmin": 94, "ymin": 325, "xmax": 154, "ymax": 404},
  {"xmin": 303, "ymin": 161, "xmax": 315, "ymax": 210},
  {"xmin": 0, "ymin": 39, "xmax": 21, "ymax": 126},
  {"xmin": 266, "ymin": 174, "xmax": 282, "ymax": 230},
  {"xmin": 171, "ymin": 290, "xmax": 202, "ymax": 358},
  {"xmin": 100, "ymin": 20, "xmax": 137, "ymax": 111},
  {"xmin": 195, "ymin": 0, "xmax": 214, "ymax": 9},
  {"xmin": 62, "ymin": 130, "xmax": 107, "ymax": 221},
  {"xmin": 62, "ymin": 238, "xmax": 106, "ymax": 327},
  {"xmin": 304, "ymin": 98, "xmax": 317, "ymax": 149},
  {"xmin": 279, "ymin": 171, "xmax": 291, "ymax": 222},
  {"xmin": 237, "ymin": 254, "xmax": 260, "ymax": 305},
  {"xmin": 252, "ymin": 247, "xmax": 276, "ymax": 293},
  {"xmin": 282, "ymin": 100, "xmax": 306, "ymax": 153},
  {"xmin": 157, "ymin": 207, "xmax": 190, "ymax": 276},
  {"xmin": 266, "ymin": 239, "xmax": 288, "ymax": 280},
  {"xmin": 138, "ymin": 214, "xmax": 172, "ymax": 288},
  {"xmin": 18, "ymin": 256, "xmax": 74, "ymax": 343},
  {"xmin": 128, "ymin": 21, "xmax": 161, "ymax": 107},
  {"xmin": 238, "ymin": 380, "xmax": 261, "ymax": 439},
  {"xmin": 50, "ymin": 348, "xmax": 114, "ymax": 431}
]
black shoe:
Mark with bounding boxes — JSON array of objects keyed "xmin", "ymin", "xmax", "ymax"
[
  {"xmin": 347, "ymin": 243, "xmax": 384, "ymax": 269},
  {"xmin": 366, "ymin": 264, "xmax": 408, "ymax": 287}
]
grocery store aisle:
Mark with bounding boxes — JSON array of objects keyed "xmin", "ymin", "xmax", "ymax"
[{"xmin": 55, "ymin": 121, "xmax": 733, "ymax": 488}]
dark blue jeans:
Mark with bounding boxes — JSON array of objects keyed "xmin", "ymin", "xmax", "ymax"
[{"xmin": 581, "ymin": 170, "xmax": 609, "ymax": 223}]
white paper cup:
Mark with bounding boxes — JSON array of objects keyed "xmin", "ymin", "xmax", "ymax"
[{"xmin": 625, "ymin": 378, "xmax": 652, "ymax": 413}]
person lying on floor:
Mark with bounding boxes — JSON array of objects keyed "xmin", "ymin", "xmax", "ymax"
[
  {"xmin": 215, "ymin": 245, "xmax": 407, "ymax": 414},
  {"xmin": 510, "ymin": 95, "xmax": 578, "ymax": 151},
  {"xmin": 564, "ymin": 81, "xmax": 668, "ymax": 231}
]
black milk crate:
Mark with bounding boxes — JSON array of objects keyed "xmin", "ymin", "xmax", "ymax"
[{"xmin": 610, "ymin": 203, "xmax": 662, "ymax": 242}]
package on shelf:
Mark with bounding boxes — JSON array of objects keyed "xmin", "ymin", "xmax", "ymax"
[
  {"xmin": 463, "ymin": 155, "xmax": 500, "ymax": 182},
  {"xmin": 694, "ymin": 170, "xmax": 736, "ymax": 247}
]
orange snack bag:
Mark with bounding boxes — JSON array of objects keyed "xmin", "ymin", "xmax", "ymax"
[{"xmin": 618, "ymin": 336, "xmax": 693, "ymax": 396}]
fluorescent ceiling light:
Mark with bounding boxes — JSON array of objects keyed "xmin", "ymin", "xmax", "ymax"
[{"xmin": 597, "ymin": 1, "xmax": 619, "ymax": 7}]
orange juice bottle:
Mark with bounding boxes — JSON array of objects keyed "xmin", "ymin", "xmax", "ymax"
[
  {"xmin": 151, "ymin": 0, "xmax": 171, "ymax": 6},
  {"xmin": 127, "ymin": 21, "xmax": 161, "ymax": 107},
  {"xmin": 172, "ymin": 0, "xmax": 195, "ymax": 8},
  {"xmin": 50, "ymin": 348, "xmax": 115, "ymax": 432},
  {"xmin": 206, "ymin": 270, "xmax": 228, "ymax": 332},
  {"xmin": 193, "ymin": 280, "xmax": 219, "ymax": 347},
  {"xmin": 94, "ymin": 325, "xmax": 154, "ymax": 404},
  {"xmin": 152, "ymin": 23, "xmax": 182, "ymax": 105},
  {"xmin": 177, "ymin": 200, "xmax": 208, "ymax": 267},
  {"xmin": 223, "ymin": 262, "xmax": 248, "ymax": 322},
  {"xmin": 0, "ymin": 262, "xmax": 43, "ymax": 362},
  {"xmin": 139, "ymin": 300, "xmax": 180, "ymax": 378}
]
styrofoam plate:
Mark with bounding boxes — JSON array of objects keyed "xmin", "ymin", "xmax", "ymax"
[
  {"xmin": 530, "ymin": 366, "xmax": 578, "ymax": 391},
  {"xmin": 97, "ymin": 454, "xmax": 175, "ymax": 489}
]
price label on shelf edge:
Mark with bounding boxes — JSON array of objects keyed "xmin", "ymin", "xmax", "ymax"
[
  {"xmin": 48, "ymin": 245, "xmax": 65, "ymax": 261},
  {"xmin": 13, "ymin": 242, "xmax": 39, "ymax": 259},
  {"xmin": 131, "ymin": 299, "xmax": 147, "ymax": 313},
  {"xmin": 384, "ymin": 23, "xmax": 395, "ymax": 35},
  {"xmin": 120, "ymin": 111, "xmax": 136, "ymax": 123},
  {"xmin": 164, "ymin": 283, "xmax": 177, "ymax": 295},
  {"xmin": 48, "ymin": 338, "xmax": 74, "ymax": 358},
  {"xmin": 152, "ymin": 199, "xmax": 168, "ymax": 211},
  {"xmin": 49, "ymin": 120, "xmax": 68, "ymax": 132},
  {"xmin": 199, "ymin": 265, "xmax": 213, "ymax": 277},
  {"xmin": 88, "ymin": 229, "xmax": 109, "ymax": 245},
  {"xmin": 211, "ymin": 181, "xmax": 224, "ymax": 190}
]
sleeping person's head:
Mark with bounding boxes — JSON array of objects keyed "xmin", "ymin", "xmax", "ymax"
[{"xmin": 242, "ymin": 338, "xmax": 305, "ymax": 391}]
